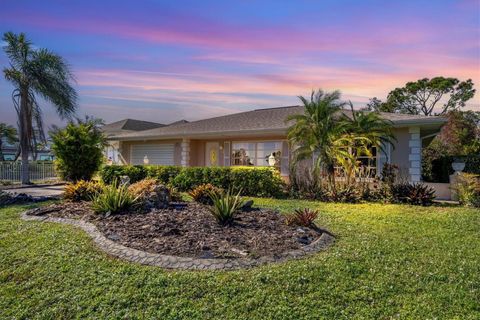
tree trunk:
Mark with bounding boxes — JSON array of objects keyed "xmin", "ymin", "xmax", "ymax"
[{"xmin": 19, "ymin": 87, "xmax": 31, "ymax": 185}]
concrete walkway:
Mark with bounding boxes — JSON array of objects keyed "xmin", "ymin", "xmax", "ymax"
[{"xmin": 3, "ymin": 184, "xmax": 64, "ymax": 198}]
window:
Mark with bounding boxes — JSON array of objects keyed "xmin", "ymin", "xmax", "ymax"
[
  {"xmin": 357, "ymin": 146, "xmax": 377, "ymax": 177},
  {"xmin": 334, "ymin": 146, "xmax": 378, "ymax": 178},
  {"xmin": 39, "ymin": 155, "xmax": 54, "ymax": 161},
  {"xmin": 231, "ymin": 141, "xmax": 282, "ymax": 168},
  {"xmin": 3, "ymin": 154, "xmax": 15, "ymax": 161}
]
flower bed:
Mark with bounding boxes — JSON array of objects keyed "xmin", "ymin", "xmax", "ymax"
[{"xmin": 25, "ymin": 201, "xmax": 333, "ymax": 268}]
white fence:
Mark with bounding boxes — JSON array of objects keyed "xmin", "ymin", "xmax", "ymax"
[{"xmin": 0, "ymin": 161, "xmax": 58, "ymax": 183}]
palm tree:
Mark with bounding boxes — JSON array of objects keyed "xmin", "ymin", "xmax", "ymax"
[
  {"xmin": 286, "ymin": 89, "xmax": 349, "ymax": 185},
  {"xmin": 343, "ymin": 102, "xmax": 396, "ymax": 152},
  {"xmin": 0, "ymin": 123, "xmax": 18, "ymax": 161},
  {"xmin": 2, "ymin": 32, "xmax": 78, "ymax": 184},
  {"xmin": 287, "ymin": 90, "xmax": 396, "ymax": 186},
  {"xmin": 335, "ymin": 102, "xmax": 397, "ymax": 183}
]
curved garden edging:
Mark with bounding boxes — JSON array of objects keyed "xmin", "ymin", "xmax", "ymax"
[{"xmin": 21, "ymin": 211, "xmax": 335, "ymax": 270}]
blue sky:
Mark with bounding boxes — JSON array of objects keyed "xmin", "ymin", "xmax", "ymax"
[{"xmin": 1, "ymin": 0, "xmax": 479, "ymax": 127}]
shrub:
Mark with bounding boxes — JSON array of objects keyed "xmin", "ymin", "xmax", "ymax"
[
  {"xmin": 64, "ymin": 180, "xmax": 102, "ymax": 202},
  {"xmin": 381, "ymin": 163, "xmax": 398, "ymax": 186},
  {"xmin": 172, "ymin": 167, "xmax": 232, "ymax": 191},
  {"xmin": 391, "ymin": 182, "xmax": 436, "ymax": 206},
  {"xmin": 101, "ymin": 165, "xmax": 285, "ymax": 197},
  {"xmin": 285, "ymin": 208, "xmax": 319, "ymax": 227},
  {"xmin": 167, "ymin": 184, "xmax": 182, "ymax": 202},
  {"xmin": 322, "ymin": 183, "xmax": 362, "ymax": 203},
  {"xmin": 101, "ymin": 165, "xmax": 147, "ymax": 184},
  {"xmin": 92, "ymin": 181, "xmax": 136, "ymax": 214},
  {"xmin": 51, "ymin": 120, "xmax": 106, "ymax": 181},
  {"xmin": 207, "ymin": 189, "xmax": 244, "ymax": 225},
  {"xmin": 144, "ymin": 165, "xmax": 182, "ymax": 183},
  {"xmin": 230, "ymin": 166, "xmax": 284, "ymax": 197},
  {"xmin": 128, "ymin": 178, "xmax": 158, "ymax": 200},
  {"xmin": 288, "ymin": 166, "xmax": 324, "ymax": 200},
  {"xmin": 456, "ymin": 173, "xmax": 480, "ymax": 208},
  {"xmin": 189, "ymin": 183, "xmax": 222, "ymax": 205}
]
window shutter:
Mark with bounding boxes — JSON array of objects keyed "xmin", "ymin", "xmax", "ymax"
[
  {"xmin": 280, "ymin": 141, "xmax": 289, "ymax": 176},
  {"xmin": 223, "ymin": 141, "xmax": 231, "ymax": 167}
]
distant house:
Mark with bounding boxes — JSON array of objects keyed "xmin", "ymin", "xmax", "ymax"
[
  {"xmin": 1, "ymin": 137, "xmax": 54, "ymax": 161},
  {"xmin": 105, "ymin": 106, "xmax": 446, "ymax": 184}
]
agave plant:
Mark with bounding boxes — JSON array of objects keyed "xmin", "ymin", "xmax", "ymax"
[
  {"xmin": 207, "ymin": 189, "xmax": 244, "ymax": 225},
  {"xmin": 92, "ymin": 180, "xmax": 136, "ymax": 214},
  {"xmin": 285, "ymin": 208, "xmax": 319, "ymax": 227}
]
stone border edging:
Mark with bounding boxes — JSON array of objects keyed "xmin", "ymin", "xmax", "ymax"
[{"xmin": 21, "ymin": 211, "xmax": 334, "ymax": 270}]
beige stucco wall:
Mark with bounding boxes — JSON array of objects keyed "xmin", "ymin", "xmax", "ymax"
[
  {"xmin": 424, "ymin": 182, "xmax": 451, "ymax": 200},
  {"xmin": 390, "ymin": 127, "xmax": 411, "ymax": 178},
  {"xmin": 117, "ymin": 130, "xmax": 416, "ymax": 178}
]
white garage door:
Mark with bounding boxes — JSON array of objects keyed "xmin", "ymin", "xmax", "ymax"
[{"xmin": 130, "ymin": 144, "xmax": 175, "ymax": 165}]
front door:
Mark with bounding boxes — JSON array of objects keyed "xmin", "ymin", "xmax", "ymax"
[{"xmin": 205, "ymin": 142, "xmax": 220, "ymax": 167}]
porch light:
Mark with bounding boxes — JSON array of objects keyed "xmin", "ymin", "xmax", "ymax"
[
  {"xmin": 143, "ymin": 155, "xmax": 149, "ymax": 165},
  {"xmin": 268, "ymin": 154, "xmax": 276, "ymax": 166}
]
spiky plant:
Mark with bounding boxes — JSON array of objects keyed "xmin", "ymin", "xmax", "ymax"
[
  {"xmin": 207, "ymin": 189, "xmax": 244, "ymax": 225},
  {"xmin": 92, "ymin": 180, "xmax": 136, "ymax": 215},
  {"xmin": 285, "ymin": 208, "xmax": 319, "ymax": 227}
]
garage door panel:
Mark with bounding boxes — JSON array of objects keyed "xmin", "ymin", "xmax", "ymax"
[{"xmin": 131, "ymin": 144, "xmax": 174, "ymax": 165}]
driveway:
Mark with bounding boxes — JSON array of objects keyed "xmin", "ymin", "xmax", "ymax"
[{"xmin": 3, "ymin": 184, "xmax": 64, "ymax": 198}]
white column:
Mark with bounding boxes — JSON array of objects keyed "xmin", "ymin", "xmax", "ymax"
[
  {"xmin": 408, "ymin": 127, "xmax": 421, "ymax": 182},
  {"xmin": 180, "ymin": 138, "xmax": 190, "ymax": 167}
]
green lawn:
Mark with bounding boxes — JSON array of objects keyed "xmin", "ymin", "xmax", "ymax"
[{"xmin": 1, "ymin": 200, "xmax": 479, "ymax": 319}]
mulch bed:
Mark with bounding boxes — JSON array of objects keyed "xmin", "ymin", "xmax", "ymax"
[{"xmin": 26, "ymin": 202, "xmax": 325, "ymax": 259}]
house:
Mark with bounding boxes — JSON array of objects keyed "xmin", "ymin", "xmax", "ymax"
[
  {"xmin": 101, "ymin": 119, "xmax": 165, "ymax": 164},
  {"xmin": 0, "ymin": 137, "xmax": 54, "ymax": 161},
  {"xmin": 106, "ymin": 106, "xmax": 446, "ymax": 185}
]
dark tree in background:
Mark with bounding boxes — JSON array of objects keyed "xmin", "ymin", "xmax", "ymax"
[
  {"xmin": 365, "ymin": 77, "xmax": 475, "ymax": 116},
  {"xmin": 422, "ymin": 110, "xmax": 480, "ymax": 182}
]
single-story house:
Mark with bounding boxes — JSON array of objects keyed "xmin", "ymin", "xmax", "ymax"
[
  {"xmin": 102, "ymin": 119, "xmax": 166, "ymax": 164},
  {"xmin": 105, "ymin": 106, "xmax": 447, "ymax": 185}
]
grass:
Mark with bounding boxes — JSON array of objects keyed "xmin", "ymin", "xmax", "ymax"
[{"xmin": 0, "ymin": 199, "xmax": 479, "ymax": 319}]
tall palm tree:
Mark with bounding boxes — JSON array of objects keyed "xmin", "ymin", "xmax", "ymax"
[
  {"xmin": 2, "ymin": 32, "xmax": 78, "ymax": 184},
  {"xmin": 287, "ymin": 90, "xmax": 396, "ymax": 186},
  {"xmin": 0, "ymin": 123, "xmax": 18, "ymax": 161},
  {"xmin": 286, "ymin": 89, "xmax": 349, "ymax": 184}
]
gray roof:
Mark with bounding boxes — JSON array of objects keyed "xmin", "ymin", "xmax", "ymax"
[
  {"xmin": 101, "ymin": 119, "xmax": 164, "ymax": 136},
  {"xmin": 108, "ymin": 106, "xmax": 447, "ymax": 140}
]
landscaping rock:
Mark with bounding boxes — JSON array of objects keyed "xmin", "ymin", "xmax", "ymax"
[
  {"xmin": 0, "ymin": 191, "xmax": 58, "ymax": 206},
  {"xmin": 241, "ymin": 199, "xmax": 254, "ymax": 211},
  {"xmin": 148, "ymin": 184, "xmax": 170, "ymax": 209}
]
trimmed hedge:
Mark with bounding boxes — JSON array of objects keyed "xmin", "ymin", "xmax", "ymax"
[
  {"xmin": 100, "ymin": 165, "xmax": 284, "ymax": 197},
  {"xmin": 100, "ymin": 165, "xmax": 181, "ymax": 184}
]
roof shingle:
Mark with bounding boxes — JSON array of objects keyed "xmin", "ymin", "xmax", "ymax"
[{"xmin": 108, "ymin": 106, "xmax": 446, "ymax": 140}]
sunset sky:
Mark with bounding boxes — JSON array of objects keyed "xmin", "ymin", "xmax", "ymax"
[{"xmin": 1, "ymin": 0, "xmax": 479, "ymax": 127}]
